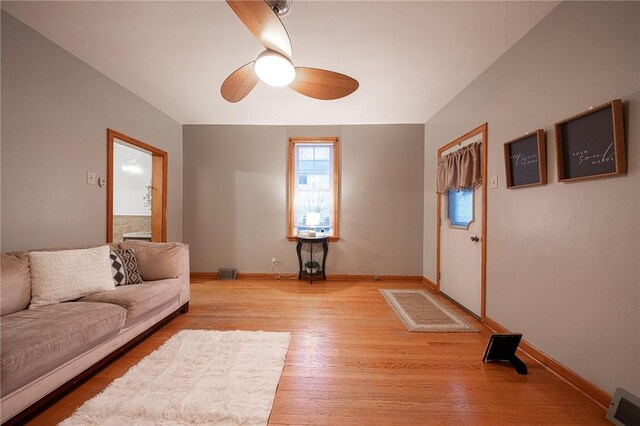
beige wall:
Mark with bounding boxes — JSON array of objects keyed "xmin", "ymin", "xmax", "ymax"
[
  {"xmin": 1, "ymin": 11, "xmax": 183, "ymax": 252},
  {"xmin": 183, "ymin": 124, "xmax": 424, "ymax": 275},
  {"xmin": 423, "ymin": 2, "xmax": 639, "ymax": 395}
]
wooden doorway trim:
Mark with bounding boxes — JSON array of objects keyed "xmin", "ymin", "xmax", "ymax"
[
  {"xmin": 107, "ymin": 129, "xmax": 168, "ymax": 243},
  {"xmin": 435, "ymin": 123, "xmax": 488, "ymax": 321}
]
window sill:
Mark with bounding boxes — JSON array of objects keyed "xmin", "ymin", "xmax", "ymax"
[{"xmin": 287, "ymin": 236, "xmax": 340, "ymax": 242}]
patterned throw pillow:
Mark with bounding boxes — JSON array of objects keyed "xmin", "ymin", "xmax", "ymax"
[{"xmin": 110, "ymin": 249, "xmax": 143, "ymax": 286}]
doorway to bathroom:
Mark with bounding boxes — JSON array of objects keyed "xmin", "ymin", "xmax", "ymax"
[{"xmin": 107, "ymin": 129, "xmax": 167, "ymax": 243}]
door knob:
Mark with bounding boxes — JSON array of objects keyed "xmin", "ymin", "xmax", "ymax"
[{"xmin": 470, "ymin": 236, "xmax": 480, "ymax": 242}]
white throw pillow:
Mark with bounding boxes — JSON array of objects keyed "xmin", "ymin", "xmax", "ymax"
[{"xmin": 29, "ymin": 245, "xmax": 115, "ymax": 308}]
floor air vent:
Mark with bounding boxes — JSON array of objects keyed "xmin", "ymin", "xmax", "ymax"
[
  {"xmin": 217, "ymin": 268, "xmax": 237, "ymax": 280},
  {"xmin": 606, "ymin": 388, "xmax": 640, "ymax": 426}
]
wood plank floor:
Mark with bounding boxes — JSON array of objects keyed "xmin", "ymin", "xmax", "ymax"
[{"xmin": 29, "ymin": 279, "xmax": 608, "ymax": 425}]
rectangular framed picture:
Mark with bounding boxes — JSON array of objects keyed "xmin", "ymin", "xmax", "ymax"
[
  {"xmin": 503, "ymin": 129, "xmax": 546, "ymax": 189},
  {"xmin": 555, "ymin": 99, "xmax": 626, "ymax": 183}
]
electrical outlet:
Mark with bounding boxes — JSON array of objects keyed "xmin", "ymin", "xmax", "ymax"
[
  {"xmin": 373, "ymin": 275, "xmax": 380, "ymax": 281},
  {"xmin": 271, "ymin": 257, "xmax": 277, "ymax": 265}
]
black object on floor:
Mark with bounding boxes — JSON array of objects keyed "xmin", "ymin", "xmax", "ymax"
[{"xmin": 482, "ymin": 333, "xmax": 528, "ymax": 375}]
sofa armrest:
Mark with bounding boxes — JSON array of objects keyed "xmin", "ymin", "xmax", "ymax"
[
  {"xmin": 119, "ymin": 241, "xmax": 182, "ymax": 280},
  {"xmin": 118, "ymin": 241, "xmax": 190, "ymax": 307},
  {"xmin": 179, "ymin": 244, "xmax": 190, "ymax": 307}
]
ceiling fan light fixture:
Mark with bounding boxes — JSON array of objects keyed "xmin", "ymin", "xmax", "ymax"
[
  {"xmin": 254, "ymin": 50, "xmax": 296, "ymax": 87},
  {"xmin": 221, "ymin": 0, "xmax": 359, "ymax": 102}
]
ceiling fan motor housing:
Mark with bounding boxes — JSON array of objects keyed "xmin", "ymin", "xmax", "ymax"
[{"xmin": 266, "ymin": 0, "xmax": 291, "ymax": 16}]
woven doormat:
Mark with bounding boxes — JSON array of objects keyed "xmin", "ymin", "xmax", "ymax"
[{"xmin": 380, "ymin": 289, "xmax": 478, "ymax": 332}]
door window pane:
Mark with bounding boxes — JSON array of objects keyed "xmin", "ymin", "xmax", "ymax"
[{"xmin": 447, "ymin": 188, "xmax": 473, "ymax": 229}]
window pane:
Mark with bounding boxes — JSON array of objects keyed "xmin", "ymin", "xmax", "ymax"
[
  {"xmin": 299, "ymin": 160, "xmax": 315, "ymax": 172},
  {"xmin": 314, "ymin": 147, "xmax": 330, "ymax": 160},
  {"xmin": 296, "ymin": 145, "xmax": 332, "ymax": 192},
  {"xmin": 298, "ymin": 173, "xmax": 330, "ymax": 189},
  {"xmin": 313, "ymin": 160, "xmax": 330, "ymax": 172},
  {"xmin": 299, "ymin": 147, "xmax": 314, "ymax": 160},
  {"xmin": 447, "ymin": 188, "xmax": 473, "ymax": 228},
  {"xmin": 295, "ymin": 190, "xmax": 332, "ymax": 225}
]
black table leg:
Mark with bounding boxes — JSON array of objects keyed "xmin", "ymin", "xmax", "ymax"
[
  {"xmin": 322, "ymin": 240, "xmax": 328, "ymax": 281},
  {"xmin": 296, "ymin": 240, "xmax": 302, "ymax": 280}
]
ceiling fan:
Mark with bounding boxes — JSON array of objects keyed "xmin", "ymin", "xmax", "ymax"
[{"xmin": 220, "ymin": 0, "xmax": 359, "ymax": 103}]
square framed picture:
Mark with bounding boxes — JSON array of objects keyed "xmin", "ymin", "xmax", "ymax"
[
  {"xmin": 555, "ymin": 99, "xmax": 626, "ymax": 183},
  {"xmin": 504, "ymin": 130, "xmax": 546, "ymax": 189}
]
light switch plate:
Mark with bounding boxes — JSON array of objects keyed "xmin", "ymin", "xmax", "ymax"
[
  {"xmin": 87, "ymin": 172, "xmax": 97, "ymax": 185},
  {"xmin": 490, "ymin": 175, "xmax": 498, "ymax": 189}
]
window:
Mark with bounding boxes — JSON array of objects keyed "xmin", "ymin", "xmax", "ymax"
[
  {"xmin": 288, "ymin": 137, "xmax": 339, "ymax": 240},
  {"xmin": 447, "ymin": 188, "xmax": 474, "ymax": 229}
]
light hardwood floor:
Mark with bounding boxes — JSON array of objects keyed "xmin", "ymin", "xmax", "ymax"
[{"xmin": 29, "ymin": 279, "xmax": 608, "ymax": 425}]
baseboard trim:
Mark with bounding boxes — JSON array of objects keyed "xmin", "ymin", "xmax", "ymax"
[
  {"xmin": 190, "ymin": 272, "xmax": 218, "ymax": 280},
  {"xmin": 236, "ymin": 272, "xmax": 277, "ymax": 280},
  {"xmin": 190, "ymin": 272, "xmax": 274, "ymax": 281},
  {"xmin": 421, "ymin": 276, "xmax": 437, "ymax": 292},
  {"xmin": 483, "ymin": 316, "xmax": 611, "ymax": 410},
  {"xmin": 191, "ymin": 272, "xmax": 423, "ymax": 282},
  {"xmin": 327, "ymin": 274, "xmax": 422, "ymax": 282}
]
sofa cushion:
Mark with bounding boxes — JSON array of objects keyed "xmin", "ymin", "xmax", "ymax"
[
  {"xmin": 78, "ymin": 278, "xmax": 181, "ymax": 323},
  {"xmin": 0, "ymin": 302, "xmax": 127, "ymax": 396},
  {"xmin": 110, "ymin": 249, "xmax": 143, "ymax": 286},
  {"xmin": 29, "ymin": 246, "xmax": 115, "ymax": 308},
  {"xmin": 119, "ymin": 241, "xmax": 183, "ymax": 281},
  {"xmin": 1, "ymin": 252, "xmax": 31, "ymax": 316}
]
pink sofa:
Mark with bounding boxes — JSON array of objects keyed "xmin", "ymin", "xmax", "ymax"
[{"xmin": 0, "ymin": 241, "xmax": 190, "ymax": 424}]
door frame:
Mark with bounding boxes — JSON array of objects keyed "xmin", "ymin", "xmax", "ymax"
[
  {"xmin": 436, "ymin": 123, "xmax": 488, "ymax": 321},
  {"xmin": 106, "ymin": 129, "xmax": 168, "ymax": 243}
]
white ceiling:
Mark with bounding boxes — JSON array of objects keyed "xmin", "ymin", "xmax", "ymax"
[{"xmin": 2, "ymin": 1, "xmax": 558, "ymax": 125}]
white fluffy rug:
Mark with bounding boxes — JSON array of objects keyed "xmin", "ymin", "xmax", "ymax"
[{"xmin": 60, "ymin": 330, "xmax": 291, "ymax": 426}]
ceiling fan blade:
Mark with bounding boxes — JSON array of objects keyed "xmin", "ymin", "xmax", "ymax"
[
  {"xmin": 289, "ymin": 67, "xmax": 359, "ymax": 100},
  {"xmin": 221, "ymin": 61, "xmax": 259, "ymax": 103},
  {"xmin": 226, "ymin": 0, "xmax": 292, "ymax": 58}
]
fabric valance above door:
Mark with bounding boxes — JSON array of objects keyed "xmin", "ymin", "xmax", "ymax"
[{"xmin": 437, "ymin": 141, "xmax": 482, "ymax": 193}]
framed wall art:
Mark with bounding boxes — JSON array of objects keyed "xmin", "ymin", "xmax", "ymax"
[
  {"xmin": 503, "ymin": 129, "xmax": 546, "ymax": 189},
  {"xmin": 555, "ymin": 99, "xmax": 626, "ymax": 183}
]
